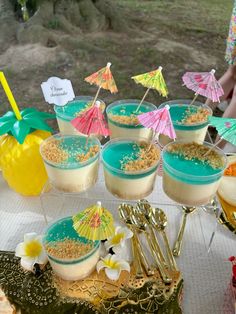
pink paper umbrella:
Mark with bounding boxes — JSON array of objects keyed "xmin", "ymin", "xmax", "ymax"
[
  {"xmin": 138, "ymin": 105, "xmax": 176, "ymax": 139},
  {"xmin": 182, "ymin": 69, "xmax": 224, "ymax": 104},
  {"xmin": 71, "ymin": 101, "xmax": 110, "ymax": 137}
]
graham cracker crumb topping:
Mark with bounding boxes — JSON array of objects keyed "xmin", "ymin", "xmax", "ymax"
[
  {"xmin": 167, "ymin": 142, "xmax": 224, "ymax": 169},
  {"xmin": 77, "ymin": 145, "xmax": 99, "ymax": 162},
  {"xmin": 109, "ymin": 114, "xmax": 139, "ymax": 125},
  {"xmin": 121, "ymin": 142, "xmax": 160, "ymax": 172},
  {"xmin": 41, "ymin": 139, "xmax": 68, "ymax": 163},
  {"xmin": 177, "ymin": 107, "xmax": 210, "ymax": 125},
  {"xmin": 45, "ymin": 239, "xmax": 93, "ymax": 259}
]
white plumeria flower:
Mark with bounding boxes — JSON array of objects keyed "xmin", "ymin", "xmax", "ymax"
[
  {"xmin": 96, "ymin": 254, "xmax": 130, "ymax": 281},
  {"xmin": 105, "ymin": 226, "xmax": 133, "ymax": 254},
  {"xmin": 15, "ymin": 233, "xmax": 48, "ymax": 271}
]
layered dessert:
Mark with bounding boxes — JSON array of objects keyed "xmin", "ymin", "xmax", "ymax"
[
  {"xmin": 40, "ymin": 134, "xmax": 100, "ymax": 193},
  {"xmin": 162, "ymin": 141, "xmax": 227, "ymax": 206},
  {"xmin": 217, "ymin": 156, "xmax": 236, "ymax": 227},
  {"xmin": 101, "ymin": 138, "xmax": 160, "ymax": 200},
  {"xmin": 43, "ymin": 216, "xmax": 100, "ymax": 281},
  {"xmin": 158, "ymin": 100, "xmax": 212, "ymax": 146},
  {"xmin": 54, "ymin": 96, "xmax": 105, "ymax": 136},
  {"xmin": 106, "ymin": 99, "xmax": 156, "ymax": 140}
]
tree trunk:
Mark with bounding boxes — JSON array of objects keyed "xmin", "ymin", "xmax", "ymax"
[
  {"xmin": 0, "ymin": 0, "xmax": 18, "ymax": 51},
  {"xmin": 0, "ymin": 0, "xmax": 129, "ymax": 50}
]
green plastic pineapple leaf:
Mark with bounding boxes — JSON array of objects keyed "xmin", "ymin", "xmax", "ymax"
[{"xmin": 0, "ymin": 108, "xmax": 55, "ymax": 144}]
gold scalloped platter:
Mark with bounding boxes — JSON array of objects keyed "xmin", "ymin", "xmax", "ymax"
[
  {"xmin": 217, "ymin": 155, "xmax": 236, "ymax": 233},
  {"xmin": 0, "ymin": 251, "xmax": 183, "ymax": 314}
]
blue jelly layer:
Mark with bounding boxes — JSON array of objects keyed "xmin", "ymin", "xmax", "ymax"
[
  {"xmin": 169, "ymin": 104, "xmax": 209, "ymax": 130},
  {"xmin": 163, "ymin": 151, "xmax": 223, "ymax": 185},
  {"xmin": 44, "ymin": 136, "xmax": 99, "ymax": 169},
  {"xmin": 43, "ymin": 217, "xmax": 99, "ymax": 264},
  {"xmin": 102, "ymin": 141, "xmax": 158, "ymax": 179},
  {"xmin": 107, "ymin": 102, "xmax": 155, "ymax": 129},
  {"xmin": 54, "ymin": 99, "xmax": 92, "ymax": 121}
]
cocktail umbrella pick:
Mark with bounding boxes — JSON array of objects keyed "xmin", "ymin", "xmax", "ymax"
[
  {"xmin": 71, "ymin": 100, "xmax": 110, "ymax": 138},
  {"xmin": 204, "ymin": 116, "xmax": 236, "ymax": 155},
  {"xmin": 85, "ymin": 62, "xmax": 118, "ymax": 107},
  {"xmin": 138, "ymin": 105, "xmax": 176, "ymax": 147},
  {"xmin": 132, "ymin": 66, "xmax": 168, "ymax": 113},
  {"xmin": 72, "ymin": 201, "xmax": 115, "ymax": 241},
  {"xmin": 182, "ymin": 69, "xmax": 224, "ymax": 105}
]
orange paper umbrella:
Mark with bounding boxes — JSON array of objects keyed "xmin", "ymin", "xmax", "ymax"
[
  {"xmin": 85, "ymin": 62, "xmax": 118, "ymax": 106},
  {"xmin": 72, "ymin": 201, "xmax": 115, "ymax": 241}
]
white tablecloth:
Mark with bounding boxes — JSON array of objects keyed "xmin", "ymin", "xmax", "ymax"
[{"xmin": 0, "ymin": 171, "xmax": 235, "ymax": 314}]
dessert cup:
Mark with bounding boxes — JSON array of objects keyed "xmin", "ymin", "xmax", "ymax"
[
  {"xmin": 40, "ymin": 134, "xmax": 100, "ymax": 193},
  {"xmin": 101, "ymin": 138, "xmax": 160, "ymax": 200},
  {"xmin": 54, "ymin": 96, "xmax": 105, "ymax": 136},
  {"xmin": 43, "ymin": 216, "xmax": 100, "ymax": 281},
  {"xmin": 106, "ymin": 99, "xmax": 156, "ymax": 140},
  {"xmin": 158, "ymin": 100, "xmax": 212, "ymax": 146},
  {"xmin": 217, "ymin": 156, "xmax": 236, "ymax": 226},
  {"xmin": 162, "ymin": 141, "xmax": 227, "ymax": 206}
]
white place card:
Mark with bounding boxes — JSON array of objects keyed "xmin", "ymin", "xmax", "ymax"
[{"xmin": 41, "ymin": 77, "xmax": 75, "ymax": 106}]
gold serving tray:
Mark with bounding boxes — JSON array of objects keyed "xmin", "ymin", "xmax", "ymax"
[{"xmin": 0, "ymin": 251, "xmax": 183, "ymax": 314}]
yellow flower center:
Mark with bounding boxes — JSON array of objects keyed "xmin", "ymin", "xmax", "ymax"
[
  {"xmin": 111, "ymin": 233, "xmax": 125, "ymax": 245},
  {"xmin": 104, "ymin": 259, "xmax": 119, "ymax": 269},
  {"xmin": 24, "ymin": 240, "xmax": 42, "ymax": 258}
]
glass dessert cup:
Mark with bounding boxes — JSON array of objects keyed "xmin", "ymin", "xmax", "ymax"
[
  {"xmin": 217, "ymin": 155, "xmax": 236, "ymax": 227},
  {"xmin": 162, "ymin": 140, "xmax": 227, "ymax": 206},
  {"xmin": 106, "ymin": 99, "xmax": 156, "ymax": 140},
  {"xmin": 43, "ymin": 216, "xmax": 100, "ymax": 281},
  {"xmin": 40, "ymin": 134, "xmax": 100, "ymax": 193},
  {"xmin": 101, "ymin": 137, "xmax": 160, "ymax": 200},
  {"xmin": 54, "ymin": 96, "xmax": 105, "ymax": 136},
  {"xmin": 158, "ymin": 100, "xmax": 212, "ymax": 146}
]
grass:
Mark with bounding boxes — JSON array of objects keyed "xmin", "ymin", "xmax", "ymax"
[{"xmin": 0, "ymin": 0, "xmax": 234, "ymax": 119}]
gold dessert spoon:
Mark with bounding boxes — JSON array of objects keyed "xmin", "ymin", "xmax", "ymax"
[
  {"xmin": 131, "ymin": 207, "xmax": 172, "ymax": 283},
  {"xmin": 119, "ymin": 204, "xmax": 155, "ymax": 277},
  {"xmin": 136, "ymin": 200, "xmax": 167, "ymax": 266},
  {"xmin": 119, "ymin": 204, "xmax": 144, "ymax": 278},
  {"xmin": 150, "ymin": 208, "xmax": 178, "ymax": 271},
  {"xmin": 172, "ymin": 206, "xmax": 196, "ymax": 257}
]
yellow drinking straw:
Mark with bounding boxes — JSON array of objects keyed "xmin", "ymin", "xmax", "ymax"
[{"xmin": 0, "ymin": 72, "xmax": 22, "ymax": 120}]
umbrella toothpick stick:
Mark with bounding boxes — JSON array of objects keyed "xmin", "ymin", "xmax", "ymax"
[
  {"xmin": 135, "ymin": 88, "xmax": 150, "ymax": 113},
  {"xmin": 0, "ymin": 72, "xmax": 22, "ymax": 120},
  {"xmin": 189, "ymin": 93, "xmax": 199, "ymax": 106},
  {"xmin": 147, "ymin": 130, "xmax": 156, "ymax": 152},
  {"xmin": 203, "ymin": 138, "xmax": 223, "ymax": 157},
  {"xmin": 91, "ymin": 86, "xmax": 102, "ymax": 107}
]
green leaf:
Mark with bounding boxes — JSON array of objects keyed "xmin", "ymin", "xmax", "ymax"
[
  {"xmin": 23, "ymin": 111, "xmax": 55, "ymax": 119},
  {"xmin": 11, "ymin": 120, "xmax": 31, "ymax": 144},
  {"xmin": 21, "ymin": 108, "xmax": 37, "ymax": 116},
  {"xmin": 24, "ymin": 117, "xmax": 53, "ymax": 132},
  {"xmin": 0, "ymin": 120, "xmax": 15, "ymax": 135},
  {"xmin": 0, "ymin": 108, "xmax": 55, "ymax": 144},
  {"xmin": 0, "ymin": 111, "xmax": 16, "ymax": 121}
]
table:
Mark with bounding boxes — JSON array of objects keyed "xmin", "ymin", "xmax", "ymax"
[{"xmin": 0, "ymin": 171, "xmax": 235, "ymax": 314}]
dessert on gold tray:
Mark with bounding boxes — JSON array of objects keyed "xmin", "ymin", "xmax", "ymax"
[
  {"xmin": 217, "ymin": 156, "xmax": 236, "ymax": 231},
  {"xmin": 43, "ymin": 216, "xmax": 100, "ymax": 281}
]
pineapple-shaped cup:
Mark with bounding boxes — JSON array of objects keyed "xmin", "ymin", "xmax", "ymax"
[
  {"xmin": 0, "ymin": 108, "xmax": 54, "ymax": 196},
  {"xmin": 0, "ymin": 72, "xmax": 55, "ymax": 196}
]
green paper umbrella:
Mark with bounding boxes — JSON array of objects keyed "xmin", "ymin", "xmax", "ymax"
[{"xmin": 209, "ymin": 116, "xmax": 236, "ymax": 146}]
